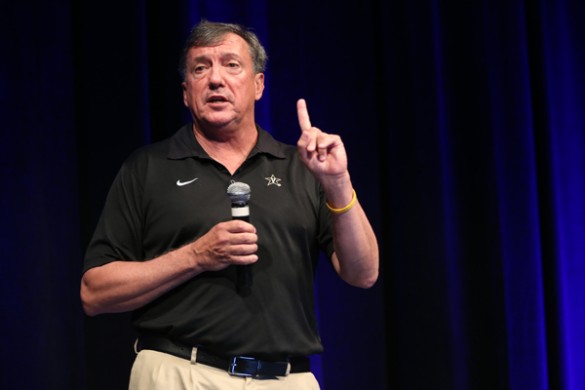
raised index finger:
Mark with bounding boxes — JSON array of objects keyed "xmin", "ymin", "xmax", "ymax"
[{"xmin": 297, "ymin": 98, "xmax": 312, "ymax": 132}]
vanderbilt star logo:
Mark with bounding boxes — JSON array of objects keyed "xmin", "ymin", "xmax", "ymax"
[{"xmin": 265, "ymin": 174, "xmax": 282, "ymax": 187}]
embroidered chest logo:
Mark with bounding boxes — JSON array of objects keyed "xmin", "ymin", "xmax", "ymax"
[
  {"xmin": 176, "ymin": 177, "xmax": 198, "ymax": 187},
  {"xmin": 265, "ymin": 174, "xmax": 282, "ymax": 187}
]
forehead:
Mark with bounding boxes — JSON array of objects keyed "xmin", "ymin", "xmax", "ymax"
[{"xmin": 187, "ymin": 33, "xmax": 252, "ymax": 61}]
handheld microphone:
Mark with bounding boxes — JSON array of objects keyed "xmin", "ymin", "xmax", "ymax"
[{"xmin": 226, "ymin": 182, "xmax": 252, "ymax": 294}]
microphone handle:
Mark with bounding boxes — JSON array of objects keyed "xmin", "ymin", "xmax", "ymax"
[
  {"xmin": 232, "ymin": 212, "xmax": 252, "ymax": 294},
  {"xmin": 232, "ymin": 215, "xmax": 250, "ymax": 222}
]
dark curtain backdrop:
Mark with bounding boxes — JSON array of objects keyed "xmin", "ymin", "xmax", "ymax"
[{"xmin": 1, "ymin": 0, "xmax": 584, "ymax": 389}]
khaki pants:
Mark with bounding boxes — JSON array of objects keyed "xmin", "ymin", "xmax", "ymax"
[{"xmin": 129, "ymin": 349, "xmax": 321, "ymax": 390}]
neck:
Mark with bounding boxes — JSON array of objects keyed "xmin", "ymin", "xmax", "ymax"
[{"xmin": 193, "ymin": 123, "xmax": 258, "ymax": 174}]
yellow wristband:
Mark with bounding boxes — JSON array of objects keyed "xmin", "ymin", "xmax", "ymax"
[{"xmin": 326, "ymin": 189, "xmax": 357, "ymax": 214}]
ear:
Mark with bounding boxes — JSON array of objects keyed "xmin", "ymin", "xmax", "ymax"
[
  {"xmin": 181, "ymin": 81, "xmax": 189, "ymax": 107},
  {"xmin": 254, "ymin": 73, "xmax": 265, "ymax": 101}
]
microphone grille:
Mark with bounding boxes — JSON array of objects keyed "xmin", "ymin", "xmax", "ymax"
[{"xmin": 227, "ymin": 182, "xmax": 251, "ymax": 204}]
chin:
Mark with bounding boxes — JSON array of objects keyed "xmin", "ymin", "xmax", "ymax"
[{"xmin": 203, "ymin": 117, "xmax": 238, "ymax": 130}]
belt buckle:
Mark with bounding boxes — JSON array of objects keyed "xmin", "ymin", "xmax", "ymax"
[{"xmin": 228, "ymin": 356, "xmax": 256, "ymax": 377}]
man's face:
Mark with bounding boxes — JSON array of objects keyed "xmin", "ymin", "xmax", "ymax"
[{"xmin": 182, "ymin": 33, "xmax": 265, "ymax": 131}]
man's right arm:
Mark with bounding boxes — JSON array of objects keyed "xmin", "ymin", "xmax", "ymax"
[{"xmin": 80, "ymin": 220, "xmax": 258, "ymax": 316}]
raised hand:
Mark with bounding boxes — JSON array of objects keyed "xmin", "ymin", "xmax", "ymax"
[{"xmin": 296, "ymin": 98, "xmax": 348, "ymax": 181}]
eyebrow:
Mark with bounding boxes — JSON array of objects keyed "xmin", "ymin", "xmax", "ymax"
[{"xmin": 191, "ymin": 52, "xmax": 243, "ymax": 63}]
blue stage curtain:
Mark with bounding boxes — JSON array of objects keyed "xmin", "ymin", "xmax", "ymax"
[{"xmin": 1, "ymin": 0, "xmax": 583, "ymax": 389}]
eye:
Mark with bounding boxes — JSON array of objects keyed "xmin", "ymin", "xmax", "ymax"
[
  {"xmin": 191, "ymin": 64, "xmax": 208, "ymax": 77},
  {"xmin": 226, "ymin": 61, "xmax": 242, "ymax": 73}
]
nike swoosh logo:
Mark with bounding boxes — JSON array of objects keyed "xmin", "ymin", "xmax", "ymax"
[{"xmin": 176, "ymin": 177, "xmax": 198, "ymax": 187}]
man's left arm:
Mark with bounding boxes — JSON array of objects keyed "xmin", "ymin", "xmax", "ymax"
[{"xmin": 296, "ymin": 99, "xmax": 379, "ymax": 288}]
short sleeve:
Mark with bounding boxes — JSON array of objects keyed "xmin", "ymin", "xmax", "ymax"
[{"xmin": 82, "ymin": 154, "xmax": 146, "ymax": 274}]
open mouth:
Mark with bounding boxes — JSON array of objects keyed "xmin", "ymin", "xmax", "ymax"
[{"xmin": 208, "ymin": 95, "xmax": 228, "ymax": 103}]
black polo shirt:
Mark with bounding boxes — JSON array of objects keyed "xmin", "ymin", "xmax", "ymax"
[{"xmin": 84, "ymin": 123, "xmax": 334, "ymax": 359}]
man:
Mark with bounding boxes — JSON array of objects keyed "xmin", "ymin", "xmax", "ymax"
[{"xmin": 81, "ymin": 20, "xmax": 378, "ymax": 389}]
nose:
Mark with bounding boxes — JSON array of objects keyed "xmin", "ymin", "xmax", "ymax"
[{"xmin": 208, "ymin": 65, "xmax": 224, "ymax": 89}]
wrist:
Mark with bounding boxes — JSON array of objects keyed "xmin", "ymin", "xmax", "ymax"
[
  {"xmin": 326, "ymin": 189, "xmax": 357, "ymax": 214},
  {"xmin": 186, "ymin": 239, "xmax": 207, "ymax": 274},
  {"xmin": 321, "ymin": 171, "xmax": 351, "ymax": 199}
]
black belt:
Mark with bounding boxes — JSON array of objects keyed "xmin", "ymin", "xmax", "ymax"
[{"xmin": 136, "ymin": 335, "xmax": 311, "ymax": 378}]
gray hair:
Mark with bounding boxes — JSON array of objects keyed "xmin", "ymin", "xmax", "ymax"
[{"xmin": 179, "ymin": 20, "xmax": 268, "ymax": 80}]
